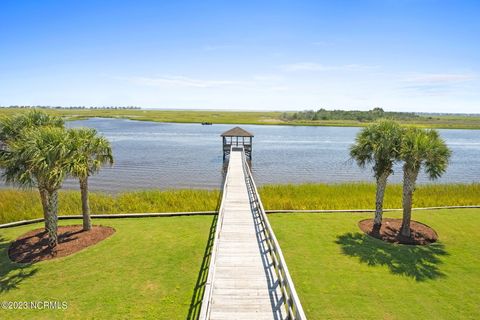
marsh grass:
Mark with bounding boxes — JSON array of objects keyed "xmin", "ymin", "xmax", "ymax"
[
  {"xmin": 1, "ymin": 108, "xmax": 480, "ymax": 129},
  {"xmin": 0, "ymin": 189, "xmax": 220, "ymax": 224},
  {"xmin": 1, "ymin": 183, "xmax": 479, "ymax": 224},
  {"xmin": 259, "ymin": 183, "xmax": 480, "ymax": 210}
]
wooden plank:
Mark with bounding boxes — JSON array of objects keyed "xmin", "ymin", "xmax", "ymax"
[{"xmin": 206, "ymin": 150, "xmax": 288, "ymax": 319}]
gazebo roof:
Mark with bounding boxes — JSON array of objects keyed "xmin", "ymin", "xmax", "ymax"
[{"xmin": 220, "ymin": 126, "xmax": 254, "ymax": 137}]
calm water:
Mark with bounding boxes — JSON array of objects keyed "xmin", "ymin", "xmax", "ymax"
[{"xmin": 3, "ymin": 118, "xmax": 480, "ymax": 191}]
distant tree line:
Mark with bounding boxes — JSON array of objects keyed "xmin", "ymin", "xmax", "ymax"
[
  {"xmin": 2, "ymin": 105, "xmax": 142, "ymax": 110},
  {"xmin": 281, "ymin": 108, "xmax": 420, "ymax": 122}
]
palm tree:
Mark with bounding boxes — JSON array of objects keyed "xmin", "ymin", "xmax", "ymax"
[
  {"xmin": 0, "ymin": 110, "xmax": 64, "ymax": 144},
  {"xmin": 0, "ymin": 126, "xmax": 70, "ymax": 248},
  {"xmin": 0, "ymin": 110, "xmax": 66, "ymax": 248},
  {"xmin": 67, "ymin": 128, "xmax": 113, "ymax": 231},
  {"xmin": 350, "ymin": 120, "xmax": 403, "ymax": 227},
  {"xmin": 399, "ymin": 128, "xmax": 451, "ymax": 237}
]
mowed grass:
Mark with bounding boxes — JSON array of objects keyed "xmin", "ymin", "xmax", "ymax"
[
  {"xmin": 260, "ymin": 183, "xmax": 480, "ymax": 210},
  {"xmin": 0, "ymin": 216, "xmax": 214, "ymax": 319},
  {"xmin": 0, "ymin": 189, "xmax": 220, "ymax": 224},
  {"xmin": 269, "ymin": 208, "xmax": 480, "ymax": 319},
  {"xmin": 1, "ymin": 205, "xmax": 479, "ymax": 318}
]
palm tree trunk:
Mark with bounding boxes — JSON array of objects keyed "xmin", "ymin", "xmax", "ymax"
[
  {"xmin": 45, "ymin": 189, "xmax": 59, "ymax": 249},
  {"xmin": 401, "ymin": 167, "xmax": 419, "ymax": 238},
  {"xmin": 38, "ymin": 187, "xmax": 49, "ymax": 230},
  {"xmin": 374, "ymin": 171, "xmax": 389, "ymax": 226},
  {"xmin": 80, "ymin": 177, "xmax": 91, "ymax": 231}
]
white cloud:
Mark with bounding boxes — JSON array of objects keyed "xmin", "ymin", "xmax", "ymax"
[
  {"xmin": 399, "ymin": 72, "xmax": 477, "ymax": 96},
  {"xmin": 122, "ymin": 75, "xmax": 243, "ymax": 88},
  {"xmin": 311, "ymin": 41, "xmax": 332, "ymax": 47},
  {"xmin": 281, "ymin": 63, "xmax": 328, "ymax": 71},
  {"xmin": 252, "ymin": 74, "xmax": 285, "ymax": 82},
  {"xmin": 270, "ymin": 86, "xmax": 289, "ymax": 92},
  {"xmin": 202, "ymin": 44, "xmax": 238, "ymax": 51},
  {"xmin": 280, "ymin": 62, "xmax": 376, "ymax": 72},
  {"xmin": 115, "ymin": 73, "xmax": 288, "ymax": 91},
  {"xmin": 403, "ymin": 73, "xmax": 476, "ymax": 84}
]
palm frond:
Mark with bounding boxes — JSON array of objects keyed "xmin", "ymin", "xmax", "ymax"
[
  {"xmin": 66, "ymin": 127, "xmax": 114, "ymax": 179},
  {"xmin": 350, "ymin": 119, "xmax": 403, "ymax": 179},
  {"xmin": 400, "ymin": 127, "xmax": 451, "ymax": 180}
]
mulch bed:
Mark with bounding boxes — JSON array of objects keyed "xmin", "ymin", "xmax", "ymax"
[
  {"xmin": 8, "ymin": 225, "xmax": 115, "ymax": 263},
  {"xmin": 359, "ymin": 218, "xmax": 438, "ymax": 245}
]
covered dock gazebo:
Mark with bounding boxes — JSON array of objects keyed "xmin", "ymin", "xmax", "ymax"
[{"xmin": 221, "ymin": 126, "xmax": 254, "ymax": 161}]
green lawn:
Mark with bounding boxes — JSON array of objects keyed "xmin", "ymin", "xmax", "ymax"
[
  {"xmin": 1, "ymin": 209, "xmax": 479, "ymax": 319},
  {"xmin": 0, "ymin": 216, "xmax": 215, "ymax": 320},
  {"xmin": 269, "ymin": 208, "xmax": 480, "ymax": 319}
]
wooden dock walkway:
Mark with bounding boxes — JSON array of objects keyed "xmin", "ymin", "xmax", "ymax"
[{"xmin": 200, "ymin": 148, "xmax": 306, "ymax": 320}]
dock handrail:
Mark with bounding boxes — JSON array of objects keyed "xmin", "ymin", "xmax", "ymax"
[
  {"xmin": 198, "ymin": 147, "xmax": 232, "ymax": 320},
  {"xmin": 241, "ymin": 151, "xmax": 308, "ymax": 320}
]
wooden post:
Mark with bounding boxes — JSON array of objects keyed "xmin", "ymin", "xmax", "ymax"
[
  {"xmin": 222, "ymin": 137, "xmax": 226, "ymax": 161},
  {"xmin": 250, "ymin": 137, "xmax": 253, "ymax": 159}
]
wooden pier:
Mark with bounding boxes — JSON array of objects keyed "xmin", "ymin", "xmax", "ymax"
[
  {"xmin": 221, "ymin": 127, "xmax": 253, "ymax": 161},
  {"xmin": 200, "ymin": 147, "xmax": 306, "ymax": 319}
]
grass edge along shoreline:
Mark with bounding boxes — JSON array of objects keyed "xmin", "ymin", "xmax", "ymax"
[
  {"xmin": 2, "ymin": 205, "xmax": 480, "ymax": 229},
  {"xmin": 1, "ymin": 182, "xmax": 479, "ymax": 224}
]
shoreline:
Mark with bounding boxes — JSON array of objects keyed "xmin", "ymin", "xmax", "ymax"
[
  {"xmin": 66, "ymin": 115, "xmax": 480, "ymax": 130},
  {"xmin": 2, "ymin": 108, "xmax": 480, "ymax": 130},
  {"xmin": 2, "ymin": 182, "xmax": 478, "ymax": 224},
  {"xmin": 3, "ymin": 205, "xmax": 480, "ymax": 229}
]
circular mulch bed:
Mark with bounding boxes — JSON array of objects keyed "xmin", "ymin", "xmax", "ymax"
[
  {"xmin": 359, "ymin": 218, "xmax": 438, "ymax": 245},
  {"xmin": 9, "ymin": 225, "xmax": 115, "ymax": 264}
]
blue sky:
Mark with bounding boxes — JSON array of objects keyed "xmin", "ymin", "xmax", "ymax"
[{"xmin": 0, "ymin": 0, "xmax": 479, "ymax": 112}]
